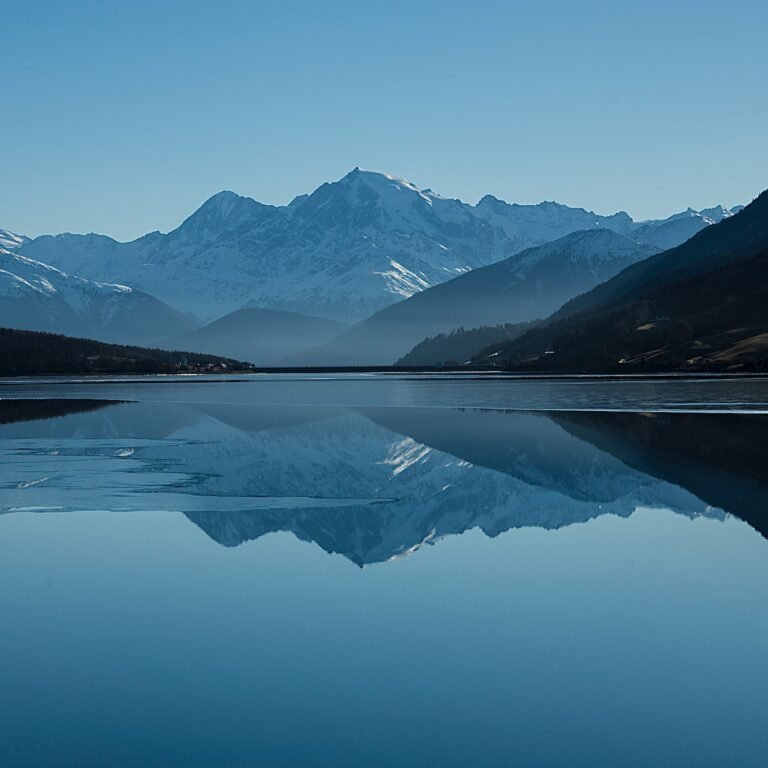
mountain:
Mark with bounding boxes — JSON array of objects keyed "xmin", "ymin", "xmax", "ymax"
[
  {"xmin": 17, "ymin": 172, "xmax": 509, "ymax": 322},
  {"xmin": 472, "ymin": 194, "xmax": 637, "ymax": 250},
  {"xmin": 475, "ymin": 190, "xmax": 768, "ymax": 371},
  {"xmin": 0, "ymin": 247, "xmax": 196, "ymax": 345},
  {"xmin": 289, "ymin": 230, "xmax": 658, "ymax": 365},
  {"xmin": 14, "ymin": 170, "xmax": 736, "ymax": 324},
  {"xmin": 173, "ymin": 307, "xmax": 347, "ymax": 364},
  {"xmin": 473, "ymin": 196, "xmax": 742, "ymax": 252},
  {"xmin": 0, "ymin": 327, "xmax": 250, "ymax": 375},
  {"xmin": 551, "ymin": 191, "xmax": 767, "ymax": 323},
  {"xmin": 482, "ymin": 245, "xmax": 768, "ymax": 371}
]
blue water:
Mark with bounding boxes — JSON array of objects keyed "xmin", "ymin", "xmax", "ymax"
[{"xmin": 1, "ymin": 375, "xmax": 767, "ymax": 767}]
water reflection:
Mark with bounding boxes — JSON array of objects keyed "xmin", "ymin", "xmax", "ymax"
[
  {"xmin": 2, "ymin": 399, "xmax": 765, "ymax": 564},
  {"xmin": 0, "ymin": 398, "xmax": 123, "ymax": 425},
  {"xmin": 1, "ymin": 394, "xmax": 767, "ymax": 768}
]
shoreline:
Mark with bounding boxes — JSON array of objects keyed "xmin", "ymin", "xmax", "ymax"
[{"xmin": 2, "ymin": 368, "xmax": 768, "ymax": 385}]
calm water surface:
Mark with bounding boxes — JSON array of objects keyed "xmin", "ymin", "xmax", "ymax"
[{"xmin": 1, "ymin": 375, "xmax": 767, "ymax": 767}]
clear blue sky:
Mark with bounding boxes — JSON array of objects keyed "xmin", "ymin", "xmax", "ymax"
[{"xmin": 3, "ymin": 0, "xmax": 767, "ymax": 241}]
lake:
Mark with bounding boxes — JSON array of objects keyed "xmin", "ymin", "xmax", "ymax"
[{"xmin": 1, "ymin": 374, "xmax": 767, "ymax": 767}]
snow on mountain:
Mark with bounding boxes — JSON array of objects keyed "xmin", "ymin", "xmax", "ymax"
[
  {"xmin": 0, "ymin": 246, "xmax": 127, "ymax": 305},
  {"xmin": 698, "ymin": 205, "xmax": 741, "ymax": 222},
  {"xmin": 0, "ymin": 228, "xmax": 28, "ymax": 250},
  {"xmin": 0, "ymin": 246, "xmax": 195, "ymax": 344},
  {"xmin": 14, "ymin": 171, "xmax": 738, "ymax": 323},
  {"xmin": 473, "ymin": 195, "xmax": 636, "ymax": 252},
  {"xmin": 17, "ymin": 171, "xmax": 506, "ymax": 322},
  {"xmin": 628, "ymin": 205, "xmax": 742, "ymax": 250}
]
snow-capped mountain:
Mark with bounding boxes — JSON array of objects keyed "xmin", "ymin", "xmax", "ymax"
[
  {"xmin": 0, "ymin": 246, "xmax": 195, "ymax": 345},
  {"xmin": 14, "ymin": 170, "xmax": 739, "ymax": 324},
  {"xmin": 472, "ymin": 195, "xmax": 637, "ymax": 252},
  {"xmin": 18, "ymin": 171, "xmax": 507, "ymax": 322},
  {"xmin": 474, "ymin": 196, "xmax": 743, "ymax": 254}
]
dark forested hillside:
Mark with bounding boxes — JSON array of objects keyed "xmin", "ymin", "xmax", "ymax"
[
  {"xmin": 397, "ymin": 324, "xmax": 533, "ymax": 366},
  {"xmin": 476, "ymin": 190, "xmax": 768, "ymax": 372},
  {"xmin": 0, "ymin": 327, "xmax": 250, "ymax": 375},
  {"xmin": 477, "ymin": 247, "xmax": 768, "ymax": 372}
]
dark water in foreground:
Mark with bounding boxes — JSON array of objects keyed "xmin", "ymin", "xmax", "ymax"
[{"xmin": 1, "ymin": 375, "xmax": 767, "ymax": 767}]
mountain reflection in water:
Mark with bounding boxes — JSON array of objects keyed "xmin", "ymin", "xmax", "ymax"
[{"xmin": 1, "ymin": 398, "xmax": 766, "ymax": 564}]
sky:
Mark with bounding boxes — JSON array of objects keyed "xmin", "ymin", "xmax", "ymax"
[{"xmin": 2, "ymin": 0, "xmax": 767, "ymax": 241}]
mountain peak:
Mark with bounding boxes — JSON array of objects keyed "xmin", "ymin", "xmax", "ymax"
[
  {"xmin": 341, "ymin": 167, "xmax": 425, "ymax": 193},
  {"xmin": 178, "ymin": 190, "xmax": 271, "ymax": 234},
  {"xmin": 294, "ymin": 169, "xmax": 446, "ymax": 223},
  {"xmin": 699, "ymin": 204, "xmax": 737, "ymax": 222},
  {"xmin": 477, "ymin": 193, "xmax": 504, "ymax": 208},
  {"xmin": 200, "ymin": 189, "xmax": 251, "ymax": 212},
  {"xmin": 663, "ymin": 203, "xmax": 743, "ymax": 224}
]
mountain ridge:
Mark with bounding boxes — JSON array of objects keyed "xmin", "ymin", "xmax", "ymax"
[{"xmin": 11, "ymin": 170, "xmax": 739, "ymax": 325}]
